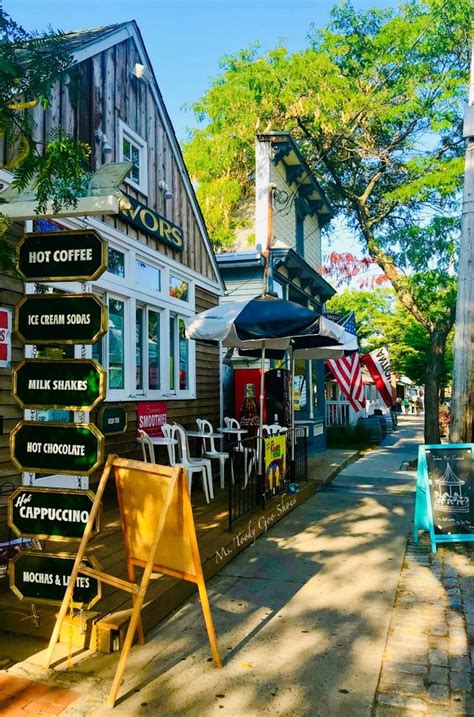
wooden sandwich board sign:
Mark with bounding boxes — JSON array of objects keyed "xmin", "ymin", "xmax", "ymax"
[
  {"xmin": 8, "ymin": 487, "xmax": 99, "ymax": 541},
  {"xmin": 414, "ymin": 443, "xmax": 474, "ymax": 553},
  {"xmin": 44, "ymin": 455, "xmax": 222, "ymax": 708}
]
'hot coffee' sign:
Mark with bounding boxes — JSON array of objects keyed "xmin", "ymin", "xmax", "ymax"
[
  {"xmin": 10, "ymin": 421, "xmax": 104, "ymax": 476},
  {"xmin": 17, "ymin": 230, "xmax": 107, "ymax": 282}
]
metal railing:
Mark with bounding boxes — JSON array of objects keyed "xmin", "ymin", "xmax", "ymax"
[{"xmin": 227, "ymin": 428, "xmax": 307, "ymax": 530}]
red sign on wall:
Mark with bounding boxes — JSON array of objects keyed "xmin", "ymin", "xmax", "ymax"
[
  {"xmin": 0, "ymin": 307, "xmax": 12, "ymax": 368},
  {"xmin": 136, "ymin": 401, "xmax": 167, "ymax": 438}
]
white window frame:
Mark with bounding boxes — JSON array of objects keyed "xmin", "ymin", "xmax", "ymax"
[{"xmin": 117, "ymin": 119, "xmax": 148, "ymax": 196}]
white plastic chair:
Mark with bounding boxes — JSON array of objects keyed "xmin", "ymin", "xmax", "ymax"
[
  {"xmin": 223, "ymin": 417, "xmax": 256, "ymax": 488},
  {"xmin": 172, "ymin": 423, "xmax": 214, "ymax": 503},
  {"xmin": 161, "ymin": 422, "xmax": 177, "ymax": 465},
  {"xmin": 139, "ymin": 430, "xmax": 156, "ymax": 463},
  {"xmin": 196, "ymin": 419, "xmax": 229, "ymax": 489}
]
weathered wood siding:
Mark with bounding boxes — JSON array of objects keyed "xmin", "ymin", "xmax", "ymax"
[
  {"xmin": 3, "ymin": 37, "xmax": 218, "ymax": 285},
  {"xmin": 0, "ymin": 223, "xmax": 24, "ymax": 537}
]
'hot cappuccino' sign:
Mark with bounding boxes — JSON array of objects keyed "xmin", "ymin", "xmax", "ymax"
[
  {"xmin": 13, "ymin": 358, "xmax": 106, "ymax": 411},
  {"xmin": 10, "ymin": 552, "xmax": 101, "ymax": 607},
  {"xmin": 8, "ymin": 487, "xmax": 99, "ymax": 541},
  {"xmin": 17, "ymin": 230, "xmax": 107, "ymax": 282},
  {"xmin": 10, "ymin": 421, "xmax": 104, "ymax": 476},
  {"xmin": 15, "ymin": 293, "xmax": 107, "ymax": 345}
]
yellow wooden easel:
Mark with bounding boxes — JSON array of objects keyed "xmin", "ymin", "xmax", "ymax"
[{"xmin": 44, "ymin": 454, "xmax": 222, "ymax": 707}]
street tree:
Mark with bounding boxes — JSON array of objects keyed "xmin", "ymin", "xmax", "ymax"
[
  {"xmin": 0, "ymin": 9, "xmax": 90, "ymax": 269},
  {"xmin": 327, "ymin": 288, "xmax": 453, "ymax": 388},
  {"xmin": 184, "ymin": 0, "xmax": 470, "ymax": 442}
]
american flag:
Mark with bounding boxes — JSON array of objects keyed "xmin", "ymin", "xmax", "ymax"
[{"xmin": 326, "ymin": 314, "xmax": 365, "ymax": 412}]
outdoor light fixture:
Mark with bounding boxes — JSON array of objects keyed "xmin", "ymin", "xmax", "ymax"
[
  {"xmin": 131, "ymin": 63, "xmax": 147, "ymax": 80},
  {"xmin": 158, "ymin": 179, "xmax": 173, "ymax": 200},
  {"xmin": 95, "ymin": 129, "xmax": 113, "ymax": 155}
]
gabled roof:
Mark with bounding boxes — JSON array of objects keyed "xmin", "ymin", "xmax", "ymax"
[
  {"xmin": 257, "ymin": 132, "xmax": 332, "ymax": 227},
  {"xmin": 217, "ymin": 246, "xmax": 335, "ymax": 305},
  {"xmin": 58, "ymin": 22, "xmax": 132, "ymax": 54},
  {"xmin": 60, "ymin": 21, "xmax": 224, "ymax": 293}
]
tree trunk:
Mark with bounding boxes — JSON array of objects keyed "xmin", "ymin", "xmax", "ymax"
[{"xmin": 424, "ymin": 328, "xmax": 448, "ymax": 444}]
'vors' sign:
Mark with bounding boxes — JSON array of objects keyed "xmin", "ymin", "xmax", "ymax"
[{"xmin": 120, "ymin": 196, "xmax": 183, "ymax": 252}]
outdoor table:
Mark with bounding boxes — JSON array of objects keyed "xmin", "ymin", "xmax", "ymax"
[
  {"xmin": 186, "ymin": 431, "xmax": 223, "ymax": 440},
  {"xmin": 149, "ymin": 436, "xmax": 178, "ymax": 446},
  {"xmin": 147, "ymin": 435, "xmax": 178, "ymax": 465},
  {"xmin": 217, "ymin": 427, "xmax": 248, "ymax": 438}
]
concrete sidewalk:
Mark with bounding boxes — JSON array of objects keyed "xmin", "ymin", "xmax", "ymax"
[{"xmin": 3, "ymin": 416, "xmax": 472, "ymax": 716}]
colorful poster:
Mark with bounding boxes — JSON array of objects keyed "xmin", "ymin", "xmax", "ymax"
[
  {"xmin": 137, "ymin": 401, "xmax": 167, "ymax": 438},
  {"xmin": 264, "ymin": 435, "xmax": 287, "ymax": 492},
  {"xmin": 0, "ymin": 307, "xmax": 12, "ymax": 368}
]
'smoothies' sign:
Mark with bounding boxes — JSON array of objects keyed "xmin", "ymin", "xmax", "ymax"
[
  {"xmin": 10, "ymin": 421, "xmax": 104, "ymax": 476},
  {"xmin": 10, "ymin": 552, "xmax": 101, "ymax": 607},
  {"xmin": 13, "ymin": 358, "xmax": 106, "ymax": 411},
  {"xmin": 17, "ymin": 230, "xmax": 107, "ymax": 282},
  {"xmin": 8, "ymin": 487, "xmax": 99, "ymax": 540},
  {"xmin": 119, "ymin": 195, "xmax": 183, "ymax": 252},
  {"xmin": 15, "ymin": 294, "xmax": 107, "ymax": 345}
]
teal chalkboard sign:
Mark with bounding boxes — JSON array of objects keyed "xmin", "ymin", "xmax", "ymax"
[{"xmin": 414, "ymin": 443, "xmax": 474, "ymax": 553}]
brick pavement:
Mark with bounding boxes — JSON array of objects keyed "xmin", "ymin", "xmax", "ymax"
[
  {"xmin": 374, "ymin": 531, "xmax": 474, "ymax": 717},
  {"xmin": 0, "ymin": 674, "xmax": 79, "ymax": 716}
]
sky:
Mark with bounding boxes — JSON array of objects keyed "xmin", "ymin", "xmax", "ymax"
[{"xmin": 9, "ymin": 0, "xmax": 395, "ymax": 277}]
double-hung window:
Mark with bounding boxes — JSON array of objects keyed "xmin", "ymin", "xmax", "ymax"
[
  {"xmin": 118, "ymin": 120, "xmax": 148, "ymax": 196},
  {"xmin": 91, "ymin": 239, "xmax": 195, "ymax": 401}
]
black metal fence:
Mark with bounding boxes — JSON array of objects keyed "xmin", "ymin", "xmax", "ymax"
[{"xmin": 227, "ymin": 427, "xmax": 308, "ymax": 530}]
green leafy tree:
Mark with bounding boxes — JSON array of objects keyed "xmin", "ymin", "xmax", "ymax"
[
  {"xmin": 184, "ymin": 0, "xmax": 470, "ymax": 442},
  {"xmin": 327, "ymin": 288, "xmax": 453, "ymax": 387},
  {"xmin": 0, "ymin": 9, "xmax": 90, "ymax": 269}
]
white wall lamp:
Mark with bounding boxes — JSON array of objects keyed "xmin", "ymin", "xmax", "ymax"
[
  {"xmin": 95, "ymin": 129, "xmax": 113, "ymax": 156},
  {"xmin": 131, "ymin": 63, "xmax": 147, "ymax": 81},
  {"xmin": 158, "ymin": 179, "xmax": 173, "ymax": 200}
]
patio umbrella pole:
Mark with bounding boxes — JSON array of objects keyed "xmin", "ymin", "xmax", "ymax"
[
  {"xmin": 290, "ymin": 347, "xmax": 295, "ymax": 479},
  {"xmin": 258, "ymin": 345, "xmax": 266, "ymax": 477}
]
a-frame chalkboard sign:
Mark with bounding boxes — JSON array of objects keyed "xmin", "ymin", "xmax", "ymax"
[{"xmin": 414, "ymin": 443, "xmax": 474, "ymax": 553}]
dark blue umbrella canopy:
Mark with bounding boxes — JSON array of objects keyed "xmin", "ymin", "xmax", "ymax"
[{"xmin": 185, "ymin": 294, "xmax": 345, "ymax": 350}]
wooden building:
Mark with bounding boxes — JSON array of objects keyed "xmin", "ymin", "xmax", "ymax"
[
  {"xmin": 0, "ymin": 21, "xmax": 224, "ymax": 493},
  {"xmin": 217, "ymin": 132, "xmax": 336, "ymax": 450}
]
